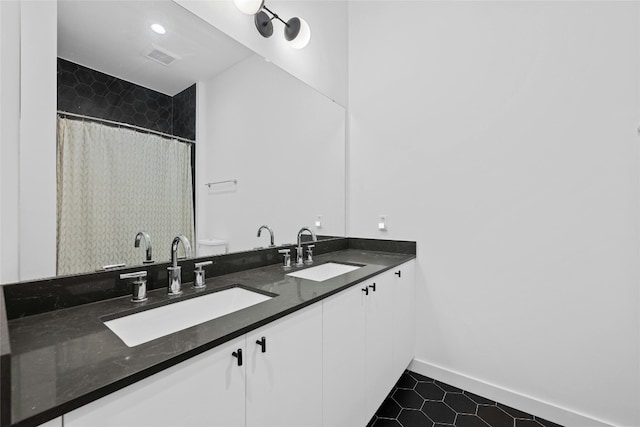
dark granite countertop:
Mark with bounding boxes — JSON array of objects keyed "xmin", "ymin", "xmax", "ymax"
[
  {"xmin": 1, "ymin": 290, "xmax": 11, "ymax": 427},
  {"xmin": 5, "ymin": 244, "xmax": 415, "ymax": 427}
]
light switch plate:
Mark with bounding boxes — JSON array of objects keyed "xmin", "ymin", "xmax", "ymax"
[{"xmin": 378, "ymin": 215, "xmax": 387, "ymax": 231}]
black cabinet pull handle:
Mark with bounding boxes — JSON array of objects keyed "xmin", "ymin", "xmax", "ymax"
[
  {"xmin": 362, "ymin": 287, "xmax": 369, "ymax": 296},
  {"xmin": 256, "ymin": 336, "xmax": 267, "ymax": 353},
  {"xmin": 369, "ymin": 282, "xmax": 376, "ymax": 292},
  {"xmin": 232, "ymin": 349, "xmax": 243, "ymax": 366},
  {"xmin": 395, "ymin": 270, "xmax": 401, "ymax": 278}
]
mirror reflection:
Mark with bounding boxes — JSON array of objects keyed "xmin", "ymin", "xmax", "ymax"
[{"xmin": 54, "ymin": 0, "xmax": 346, "ymax": 277}]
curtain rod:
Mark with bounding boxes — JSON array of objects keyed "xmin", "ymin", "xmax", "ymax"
[{"xmin": 56, "ymin": 110, "xmax": 195, "ymax": 144}]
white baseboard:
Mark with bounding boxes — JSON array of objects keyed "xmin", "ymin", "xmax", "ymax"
[{"xmin": 408, "ymin": 358, "xmax": 615, "ymax": 427}]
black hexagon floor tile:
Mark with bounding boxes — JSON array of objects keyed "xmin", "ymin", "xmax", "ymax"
[
  {"xmin": 434, "ymin": 379, "xmax": 462, "ymax": 393},
  {"xmin": 379, "ymin": 397, "xmax": 403, "ymax": 418},
  {"xmin": 516, "ymin": 419, "xmax": 545, "ymax": 427},
  {"xmin": 444, "ymin": 393, "xmax": 477, "ymax": 414},
  {"xmin": 477, "ymin": 405, "xmax": 515, "ymax": 427},
  {"xmin": 498, "ymin": 402, "xmax": 533, "ymax": 419},
  {"xmin": 415, "ymin": 382, "xmax": 446, "ymax": 401},
  {"xmin": 408, "ymin": 370, "xmax": 433, "ymax": 382},
  {"xmin": 464, "ymin": 390, "xmax": 496, "ymax": 406},
  {"xmin": 398, "ymin": 409, "xmax": 435, "ymax": 427},
  {"xmin": 535, "ymin": 417, "xmax": 564, "ymax": 427},
  {"xmin": 421, "ymin": 401, "xmax": 456, "ymax": 424},
  {"xmin": 396, "ymin": 374, "xmax": 419, "ymax": 390},
  {"xmin": 393, "ymin": 389, "xmax": 425, "ymax": 410},
  {"xmin": 370, "ymin": 371, "xmax": 565, "ymax": 427},
  {"xmin": 456, "ymin": 414, "xmax": 491, "ymax": 427},
  {"xmin": 373, "ymin": 418, "xmax": 403, "ymax": 427}
]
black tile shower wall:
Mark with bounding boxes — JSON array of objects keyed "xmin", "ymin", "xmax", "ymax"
[
  {"xmin": 172, "ymin": 84, "xmax": 196, "ymax": 141},
  {"xmin": 57, "ymin": 58, "xmax": 195, "ymax": 141}
]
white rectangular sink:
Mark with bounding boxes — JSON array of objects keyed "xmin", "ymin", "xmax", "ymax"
[
  {"xmin": 104, "ymin": 287, "xmax": 272, "ymax": 347},
  {"xmin": 286, "ymin": 262, "xmax": 362, "ymax": 282}
]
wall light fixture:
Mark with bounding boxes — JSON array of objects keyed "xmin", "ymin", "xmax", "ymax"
[{"xmin": 233, "ymin": 0, "xmax": 311, "ymax": 49}]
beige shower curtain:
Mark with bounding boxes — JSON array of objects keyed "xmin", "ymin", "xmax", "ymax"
[{"xmin": 56, "ymin": 118, "xmax": 195, "ymax": 275}]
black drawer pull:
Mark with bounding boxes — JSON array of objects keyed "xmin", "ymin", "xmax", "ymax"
[
  {"xmin": 369, "ymin": 283, "xmax": 376, "ymax": 292},
  {"xmin": 362, "ymin": 287, "xmax": 369, "ymax": 296},
  {"xmin": 256, "ymin": 336, "xmax": 267, "ymax": 353},
  {"xmin": 395, "ymin": 270, "xmax": 401, "ymax": 278},
  {"xmin": 232, "ymin": 349, "xmax": 243, "ymax": 366}
]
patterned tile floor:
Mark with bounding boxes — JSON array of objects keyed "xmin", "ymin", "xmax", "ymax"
[{"xmin": 368, "ymin": 371, "xmax": 564, "ymax": 427}]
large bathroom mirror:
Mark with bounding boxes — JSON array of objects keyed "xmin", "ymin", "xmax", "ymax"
[{"xmin": 53, "ymin": 0, "xmax": 346, "ymax": 277}]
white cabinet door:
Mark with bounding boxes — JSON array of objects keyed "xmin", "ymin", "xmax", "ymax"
[
  {"xmin": 64, "ymin": 336, "xmax": 246, "ymax": 427},
  {"xmin": 364, "ymin": 274, "xmax": 395, "ymax": 419},
  {"xmin": 246, "ymin": 303, "xmax": 323, "ymax": 427},
  {"xmin": 322, "ymin": 284, "xmax": 367, "ymax": 427},
  {"xmin": 392, "ymin": 260, "xmax": 416, "ymax": 376}
]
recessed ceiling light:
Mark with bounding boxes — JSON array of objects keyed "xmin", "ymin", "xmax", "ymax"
[{"xmin": 150, "ymin": 24, "xmax": 166, "ymax": 35}]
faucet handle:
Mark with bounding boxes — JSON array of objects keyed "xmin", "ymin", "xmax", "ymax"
[
  {"xmin": 120, "ymin": 271, "xmax": 147, "ymax": 279},
  {"xmin": 305, "ymin": 245, "xmax": 315, "ymax": 265},
  {"xmin": 120, "ymin": 271, "xmax": 148, "ymax": 302},
  {"xmin": 102, "ymin": 263, "xmax": 126, "ymax": 271},
  {"xmin": 278, "ymin": 249, "xmax": 291, "ymax": 270},
  {"xmin": 194, "ymin": 261, "xmax": 213, "ymax": 289},
  {"xmin": 195, "ymin": 260, "xmax": 213, "ymax": 270}
]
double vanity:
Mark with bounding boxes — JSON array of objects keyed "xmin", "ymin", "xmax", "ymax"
[{"xmin": 1, "ymin": 237, "xmax": 416, "ymax": 427}]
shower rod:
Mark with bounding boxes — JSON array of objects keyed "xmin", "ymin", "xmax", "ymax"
[{"xmin": 56, "ymin": 110, "xmax": 195, "ymax": 144}]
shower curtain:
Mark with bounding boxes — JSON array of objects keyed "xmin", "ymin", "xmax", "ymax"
[{"xmin": 56, "ymin": 118, "xmax": 195, "ymax": 275}]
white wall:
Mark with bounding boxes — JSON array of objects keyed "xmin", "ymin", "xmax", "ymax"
[
  {"xmin": 197, "ymin": 55, "xmax": 345, "ymax": 253},
  {"xmin": 0, "ymin": 0, "xmax": 21, "ymax": 283},
  {"xmin": 19, "ymin": 0, "xmax": 57, "ymax": 281},
  {"xmin": 174, "ymin": 0, "xmax": 348, "ymax": 107},
  {"xmin": 0, "ymin": 0, "xmax": 57, "ymax": 283},
  {"xmin": 348, "ymin": 2, "xmax": 639, "ymax": 426}
]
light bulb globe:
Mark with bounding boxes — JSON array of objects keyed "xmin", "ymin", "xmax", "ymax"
[
  {"xmin": 285, "ymin": 17, "xmax": 310, "ymax": 49},
  {"xmin": 233, "ymin": 0, "xmax": 264, "ymax": 15}
]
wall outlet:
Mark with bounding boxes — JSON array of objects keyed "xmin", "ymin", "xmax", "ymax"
[{"xmin": 315, "ymin": 215, "xmax": 322, "ymax": 228}]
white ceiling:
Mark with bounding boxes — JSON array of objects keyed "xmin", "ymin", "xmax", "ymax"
[{"xmin": 58, "ymin": 0, "xmax": 255, "ymax": 96}]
